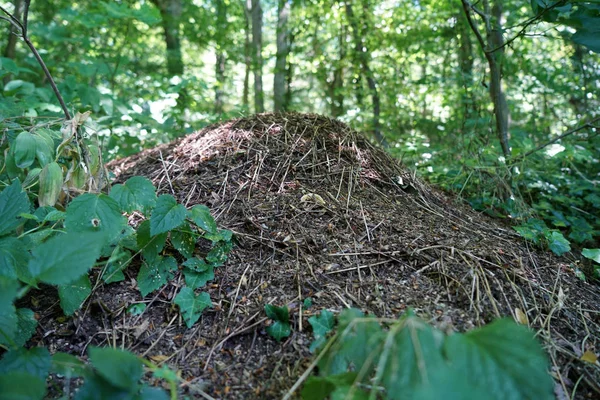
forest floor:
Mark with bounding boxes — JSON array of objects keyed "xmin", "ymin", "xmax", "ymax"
[{"xmin": 34, "ymin": 113, "xmax": 599, "ymax": 399}]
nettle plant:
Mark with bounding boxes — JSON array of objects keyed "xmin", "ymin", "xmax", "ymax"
[{"xmin": 0, "ymin": 116, "xmax": 232, "ymax": 398}]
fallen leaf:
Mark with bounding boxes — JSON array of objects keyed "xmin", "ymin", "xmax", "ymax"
[{"xmin": 581, "ymin": 350, "xmax": 598, "ymax": 364}]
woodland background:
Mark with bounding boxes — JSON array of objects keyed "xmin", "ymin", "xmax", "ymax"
[{"xmin": 1, "ymin": 0, "xmax": 599, "ymax": 271}]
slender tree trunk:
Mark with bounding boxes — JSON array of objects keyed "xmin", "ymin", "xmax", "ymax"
[
  {"xmin": 330, "ymin": 22, "xmax": 346, "ymax": 117},
  {"xmin": 243, "ymin": 0, "xmax": 251, "ymax": 110},
  {"xmin": 274, "ymin": 0, "xmax": 290, "ymax": 111},
  {"xmin": 285, "ymin": 32, "xmax": 295, "ymax": 109},
  {"xmin": 3, "ymin": 0, "xmax": 22, "ymax": 60},
  {"xmin": 457, "ymin": 11, "xmax": 475, "ymax": 125},
  {"xmin": 345, "ymin": 0, "xmax": 386, "ymax": 146},
  {"xmin": 251, "ymin": 0, "xmax": 264, "ymax": 113},
  {"xmin": 462, "ymin": 0, "xmax": 511, "ymax": 158},
  {"xmin": 150, "ymin": 0, "xmax": 184, "ymax": 76},
  {"xmin": 214, "ymin": 0, "xmax": 227, "ymax": 115}
]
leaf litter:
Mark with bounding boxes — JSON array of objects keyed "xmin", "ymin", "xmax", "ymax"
[{"xmin": 30, "ymin": 113, "xmax": 600, "ymax": 398}]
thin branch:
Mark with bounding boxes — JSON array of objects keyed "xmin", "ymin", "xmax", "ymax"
[
  {"xmin": 0, "ymin": 0, "xmax": 71, "ymax": 120},
  {"xmin": 461, "ymin": 0, "xmax": 486, "ymax": 51},
  {"xmin": 510, "ymin": 116, "xmax": 600, "ymax": 164}
]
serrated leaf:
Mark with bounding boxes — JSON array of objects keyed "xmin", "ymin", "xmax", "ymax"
[
  {"xmin": 103, "ymin": 247, "xmax": 132, "ymax": 283},
  {"xmin": 14, "ymin": 308, "xmax": 38, "ymax": 347},
  {"xmin": 302, "ymin": 373, "xmax": 366, "ymax": 400},
  {"xmin": 137, "ymin": 220, "xmax": 167, "ymax": 262},
  {"xmin": 188, "ymin": 204, "xmax": 217, "ymax": 234},
  {"xmin": 88, "ymin": 346, "xmax": 143, "ymax": 390},
  {"xmin": 65, "ymin": 193, "xmax": 127, "ymax": 244},
  {"xmin": 582, "ymin": 248, "xmax": 600, "ymax": 264},
  {"xmin": 0, "ymin": 236, "xmax": 29, "ymax": 280},
  {"xmin": 58, "ymin": 274, "xmax": 91, "ymax": 315},
  {"xmin": 27, "ymin": 232, "xmax": 104, "ymax": 285},
  {"xmin": 183, "ymin": 257, "xmax": 209, "ymax": 272},
  {"xmin": 51, "ymin": 352, "xmax": 89, "ymax": 378},
  {"xmin": 545, "ymin": 231, "xmax": 571, "ymax": 256},
  {"xmin": 0, "ymin": 347, "xmax": 51, "ymax": 380},
  {"xmin": 0, "ymin": 277, "xmax": 19, "ymax": 347},
  {"xmin": 444, "ymin": 318, "xmax": 553, "ymax": 400},
  {"xmin": 174, "ymin": 287, "xmax": 212, "ymax": 328},
  {"xmin": 150, "ymin": 194, "xmax": 186, "ymax": 236},
  {"xmin": 109, "ymin": 176, "xmax": 157, "ymax": 213},
  {"xmin": 206, "ymin": 242, "xmax": 230, "ymax": 267},
  {"xmin": 74, "ymin": 373, "xmax": 133, "ymax": 400},
  {"xmin": 0, "ymin": 179, "xmax": 30, "ymax": 236},
  {"xmin": 171, "ymin": 222, "xmax": 196, "ymax": 258},
  {"xmin": 137, "ymin": 256, "xmax": 176, "ymax": 297},
  {"xmin": 0, "ymin": 372, "xmax": 46, "ymax": 400},
  {"xmin": 183, "ymin": 264, "xmax": 214, "ymax": 289},
  {"xmin": 13, "ymin": 131, "xmax": 37, "ymax": 168}
]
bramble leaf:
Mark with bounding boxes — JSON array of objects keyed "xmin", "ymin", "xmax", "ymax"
[
  {"xmin": 309, "ymin": 310, "xmax": 335, "ymax": 352},
  {"xmin": 65, "ymin": 193, "xmax": 127, "ymax": 244},
  {"xmin": 150, "ymin": 194, "xmax": 186, "ymax": 236},
  {"xmin": 174, "ymin": 287, "xmax": 212, "ymax": 328},
  {"xmin": 109, "ymin": 176, "xmax": 157, "ymax": 213},
  {"xmin": 58, "ymin": 274, "xmax": 92, "ymax": 315},
  {"xmin": 188, "ymin": 204, "xmax": 217, "ymax": 234},
  {"xmin": 88, "ymin": 347, "xmax": 143, "ymax": 390},
  {"xmin": 0, "ymin": 180, "xmax": 30, "ymax": 236},
  {"xmin": 137, "ymin": 256, "xmax": 177, "ymax": 296}
]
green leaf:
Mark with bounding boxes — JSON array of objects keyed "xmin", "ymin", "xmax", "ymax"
[
  {"xmin": 13, "ymin": 308, "xmax": 38, "ymax": 347},
  {"xmin": 65, "ymin": 193, "xmax": 127, "ymax": 244},
  {"xmin": 137, "ymin": 220, "xmax": 168, "ymax": 262},
  {"xmin": 545, "ymin": 231, "xmax": 571, "ymax": 256},
  {"xmin": 582, "ymin": 248, "xmax": 600, "ymax": 264},
  {"xmin": 0, "ymin": 236, "xmax": 29, "ymax": 280},
  {"xmin": 74, "ymin": 373, "xmax": 134, "ymax": 400},
  {"xmin": 33, "ymin": 133, "xmax": 53, "ymax": 167},
  {"xmin": 137, "ymin": 386, "xmax": 170, "ymax": 400},
  {"xmin": 265, "ymin": 304, "xmax": 291, "ymax": 342},
  {"xmin": 183, "ymin": 264, "xmax": 214, "ymax": 289},
  {"xmin": 27, "ymin": 232, "xmax": 104, "ymax": 285},
  {"xmin": 13, "ymin": 131, "xmax": 37, "ymax": 168},
  {"xmin": 58, "ymin": 274, "xmax": 92, "ymax": 315},
  {"xmin": 183, "ymin": 257, "xmax": 209, "ymax": 272},
  {"xmin": 303, "ymin": 298, "xmax": 313, "ymax": 309},
  {"xmin": 109, "ymin": 176, "xmax": 157, "ymax": 213},
  {"xmin": 0, "ymin": 347, "xmax": 50, "ymax": 381},
  {"xmin": 171, "ymin": 222, "xmax": 196, "ymax": 258},
  {"xmin": 51, "ymin": 352, "xmax": 89, "ymax": 378},
  {"xmin": 137, "ymin": 256, "xmax": 177, "ymax": 296},
  {"xmin": 265, "ymin": 304, "xmax": 289, "ymax": 322},
  {"xmin": 127, "ymin": 304, "xmax": 146, "ymax": 315},
  {"xmin": 206, "ymin": 242, "xmax": 230, "ymax": 267},
  {"xmin": 188, "ymin": 204, "xmax": 217, "ymax": 234},
  {"xmin": 150, "ymin": 194, "xmax": 186, "ymax": 236},
  {"xmin": 0, "ymin": 372, "xmax": 46, "ymax": 400},
  {"xmin": 0, "ymin": 277, "xmax": 19, "ymax": 347},
  {"xmin": 309, "ymin": 310, "xmax": 335, "ymax": 352},
  {"xmin": 174, "ymin": 287, "xmax": 212, "ymax": 328},
  {"xmin": 88, "ymin": 346, "xmax": 143, "ymax": 390},
  {"xmin": 302, "ymin": 373, "xmax": 366, "ymax": 400},
  {"xmin": 0, "ymin": 179, "xmax": 30, "ymax": 236},
  {"xmin": 444, "ymin": 319, "xmax": 553, "ymax": 400},
  {"xmin": 102, "ymin": 247, "xmax": 132, "ymax": 283}
]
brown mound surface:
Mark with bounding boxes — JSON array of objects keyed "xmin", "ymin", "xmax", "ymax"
[{"xmin": 48, "ymin": 113, "xmax": 600, "ymax": 398}]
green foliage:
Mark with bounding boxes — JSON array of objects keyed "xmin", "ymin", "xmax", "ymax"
[
  {"xmin": 174, "ymin": 287, "xmax": 212, "ymax": 328},
  {"xmin": 303, "ymin": 309, "xmax": 553, "ymax": 400},
  {"xmin": 265, "ymin": 304, "xmax": 292, "ymax": 342},
  {"xmin": 308, "ymin": 310, "xmax": 335, "ymax": 352}
]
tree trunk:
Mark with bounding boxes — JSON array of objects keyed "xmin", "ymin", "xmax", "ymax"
[
  {"xmin": 274, "ymin": 0, "xmax": 290, "ymax": 112},
  {"xmin": 243, "ymin": 0, "xmax": 251, "ymax": 110},
  {"xmin": 251, "ymin": 0, "xmax": 264, "ymax": 113},
  {"xmin": 150, "ymin": 0, "xmax": 184, "ymax": 76},
  {"xmin": 214, "ymin": 0, "xmax": 227, "ymax": 115},
  {"xmin": 3, "ymin": 0, "xmax": 22, "ymax": 60},
  {"xmin": 330, "ymin": 21, "xmax": 346, "ymax": 117},
  {"xmin": 462, "ymin": 0, "xmax": 511, "ymax": 158},
  {"xmin": 345, "ymin": 0, "xmax": 386, "ymax": 146}
]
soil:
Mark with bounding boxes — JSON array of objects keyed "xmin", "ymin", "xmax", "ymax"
[{"xmin": 31, "ymin": 113, "xmax": 600, "ymax": 398}]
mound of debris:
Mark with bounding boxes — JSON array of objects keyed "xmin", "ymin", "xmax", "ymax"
[{"xmin": 97, "ymin": 113, "xmax": 598, "ymax": 398}]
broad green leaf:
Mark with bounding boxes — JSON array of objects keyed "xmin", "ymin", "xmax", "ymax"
[
  {"xmin": 0, "ymin": 372, "xmax": 46, "ymax": 400},
  {"xmin": 13, "ymin": 308, "xmax": 38, "ymax": 347},
  {"xmin": 27, "ymin": 232, "xmax": 104, "ymax": 285},
  {"xmin": 0, "ymin": 179, "xmax": 30, "ymax": 236},
  {"xmin": 183, "ymin": 264, "xmax": 214, "ymax": 289},
  {"xmin": 74, "ymin": 373, "xmax": 134, "ymax": 400},
  {"xmin": 150, "ymin": 194, "xmax": 186, "ymax": 236},
  {"xmin": 582, "ymin": 248, "xmax": 600, "ymax": 264},
  {"xmin": 265, "ymin": 304, "xmax": 291, "ymax": 342},
  {"xmin": 137, "ymin": 220, "xmax": 167, "ymax": 262},
  {"xmin": 206, "ymin": 242, "xmax": 230, "ymax": 267},
  {"xmin": 444, "ymin": 319, "xmax": 553, "ymax": 400},
  {"xmin": 0, "ymin": 236, "xmax": 29, "ymax": 280},
  {"xmin": 0, "ymin": 347, "xmax": 51, "ymax": 381},
  {"xmin": 58, "ymin": 274, "xmax": 92, "ymax": 315},
  {"xmin": 309, "ymin": 310, "xmax": 335, "ymax": 352},
  {"xmin": 88, "ymin": 347, "xmax": 143, "ymax": 390},
  {"xmin": 137, "ymin": 386, "xmax": 170, "ymax": 400},
  {"xmin": 188, "ymin": 204, "xmax": 217, "ymax": 234},
  {"xmin": 51, "ymin": 352, "xmax": 89, "ymax": 378},
  {"xmin": 33, "ymin": 133, "xmax": 53, "ymax": 167},
  {"xmin": 0, "ymin": 277, "xmax": 19, "ymax": 347},
  {"xmin": 13, "ymin": 131, "xmax": 37, "ymax": 168},
  {"xmin": 183, "ymin": 257, "xmax": 209, "ymax": 272},
  {"xmin": 171, "ymin": 222, "xmax": 196, "ymax": 258},
  {"xmin": 302, "ymin": 373, "xmax": 367, "ymax": 400},
  {"xmin": 103, "ymin": 247, "xmax": 132, "ymax": 283},
  {"xmin": 127, "ymin": 304, "xmax": 146, "ymax": 315},
  {"xmin": 65, "ymin": 193, "xmax": 127, "ymax": 244},
  {"xmin": 545, "ymin": 231, "xmax": 571, "ymax": 256},
  {"xmin": 137, "ymin": 256, "xmax": 177, "ymax": 296},
  {"xmin": 109, "ymin": 176, "xmax": 157, "ymax": 213},
  {"xmin": 265, "ymin": 304, "xmax": 289, "ymax": 322},
  {"xmin": 174, "ymin": 287, "xmax": 212, "ymax": 328}
]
